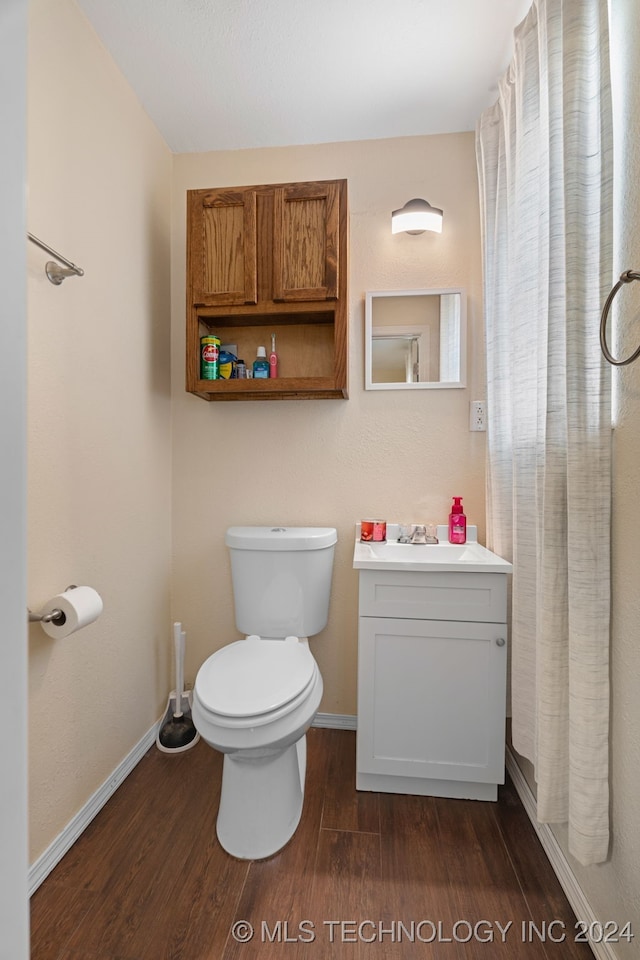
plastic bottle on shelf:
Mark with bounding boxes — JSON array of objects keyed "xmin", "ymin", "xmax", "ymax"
[{"xmin": 253, "ymin": 346, "xmax": 269, "ymax": 379}]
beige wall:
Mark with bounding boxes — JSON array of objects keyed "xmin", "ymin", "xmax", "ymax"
[
  {"xmin": 171, "ymin": 134, "xmax": 486, "ymax": 715},
  {"xmin": 27, "ymin": 0, "xmax": 173, "ymax": 861}
]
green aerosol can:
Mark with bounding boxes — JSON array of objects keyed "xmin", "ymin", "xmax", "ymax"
[{"xmin": 200, "ymin": 335, "xmax": 220, "ymax": 379}]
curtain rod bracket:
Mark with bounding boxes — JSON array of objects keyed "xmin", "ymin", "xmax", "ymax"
[
  {"xmin": 45, "ymin": 261, "xmax": 84, "ymax": 286},
  {"xmin": 27, "ymin": 232, "xmax": 84, "ymax": 285}
]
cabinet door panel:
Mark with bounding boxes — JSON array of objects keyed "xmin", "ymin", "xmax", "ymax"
[
  {"xmin": 273, "ymin": 182, "xmax": 339, "ymax": 301},
  {"xmin": 357, "ymin": 618, "xmax": 507, "ymax": 784},
  {"xmin": 190, "ymin": 189, "xmax": 257, "ymax": 306},
  {"xmin": 359, "ymin": 570, "xmax": 507, "ymax": 623}
]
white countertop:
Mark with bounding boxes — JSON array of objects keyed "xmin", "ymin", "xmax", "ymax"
[{"xmin": 352, "ymin": 524, "xmax": 513, "ymax": 573}]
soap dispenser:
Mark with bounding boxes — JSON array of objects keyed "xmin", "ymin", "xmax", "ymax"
[{"xmin": 448, "ymin": 497, "xmax": 466, "ymax": 544}]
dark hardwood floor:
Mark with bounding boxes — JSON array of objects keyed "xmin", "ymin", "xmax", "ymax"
[{"xmin": 31, "ymin": 729, "xmax": 593, "ymax": 959}]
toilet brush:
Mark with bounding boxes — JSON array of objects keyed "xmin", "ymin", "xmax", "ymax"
[{"xmin": 156, "ymin": 622, "xmax": 200, "ymax": 753}]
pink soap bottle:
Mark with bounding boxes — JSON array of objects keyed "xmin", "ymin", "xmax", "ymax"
[{"xmin": 448, "ymin": 497, "xmax": 466, "ymax": 544}]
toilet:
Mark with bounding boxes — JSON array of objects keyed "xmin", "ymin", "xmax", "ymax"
[{"xmin": 192, "ymin": 525, "xmax": 337, "ymax": 860}]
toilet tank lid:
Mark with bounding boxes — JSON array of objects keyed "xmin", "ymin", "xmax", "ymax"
[{"xmin": 225, "ymin": 526, "xmax": 337, "ymax": 551}]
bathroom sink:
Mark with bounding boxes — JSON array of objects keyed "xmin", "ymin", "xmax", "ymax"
[{"xmin": 352, "ymin": 524, "xmax": 512, "ymax": 573}]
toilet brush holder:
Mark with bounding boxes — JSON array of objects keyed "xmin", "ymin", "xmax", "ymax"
[{"xmin": 156, "ymin": 622, "xmax": 200, "ymax": 754}]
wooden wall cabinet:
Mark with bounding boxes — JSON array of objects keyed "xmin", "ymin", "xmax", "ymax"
[{"xmin": 186, "ymin": 179, "xmax": 348, "ymax": 400}]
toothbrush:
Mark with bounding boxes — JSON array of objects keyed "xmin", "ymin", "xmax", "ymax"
[{"xmin": 269, "ymin": 333, "xmax": 278, "ymax": 378}]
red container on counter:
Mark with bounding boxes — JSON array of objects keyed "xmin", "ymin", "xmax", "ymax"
[{"xmin": 361, "ymin": 519, "xmax": 386, "ymax": 542}]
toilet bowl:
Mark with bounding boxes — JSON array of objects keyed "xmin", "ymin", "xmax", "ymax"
[
  {"xmin": 192, "ymin": 525, "xmax": 336, "ymax": 860},
  {"xmin": 192, "ymin": 635, "xmax": 324, "ymax": 859}
]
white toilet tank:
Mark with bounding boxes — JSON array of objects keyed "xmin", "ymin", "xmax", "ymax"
[{"xmin": 225, "ymin": 526, "xmax": 337, "ymax": 639}]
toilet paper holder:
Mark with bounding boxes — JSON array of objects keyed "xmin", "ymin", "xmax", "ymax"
[{"xmin": 28, "ymin": 585, "xmax": 77, "ymax": 625}]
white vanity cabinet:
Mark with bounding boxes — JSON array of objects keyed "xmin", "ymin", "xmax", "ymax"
[{"xmin": 356, "ymin": 567, "xmax": 509, "ymax": 800}]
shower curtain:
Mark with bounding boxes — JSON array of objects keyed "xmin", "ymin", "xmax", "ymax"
[{"xmin": 476, "ymin": 0, "xmax": 613, "ymax": 865}]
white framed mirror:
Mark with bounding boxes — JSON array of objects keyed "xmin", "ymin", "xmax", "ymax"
[{"xmin": 365, "ymin": 288, "xmax": 466, "ymax": 390}]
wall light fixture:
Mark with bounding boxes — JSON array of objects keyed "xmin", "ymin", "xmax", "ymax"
[{"xmin": 391, "ymin": 198, "xmax": 443, "ymax": 235}]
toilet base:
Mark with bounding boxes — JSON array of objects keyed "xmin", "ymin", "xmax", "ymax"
[{"xmin": 216, "ymin": 735, "xmax": 307, "ymax": 859}]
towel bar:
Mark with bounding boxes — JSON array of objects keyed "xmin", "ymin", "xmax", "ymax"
[
  {"xmin": 600, "ymin": 270, "xmax": 640, "ymax": 366},
  {"xmin": 27, "ymin": 232, "xmax": 84, "ymax": 285}
]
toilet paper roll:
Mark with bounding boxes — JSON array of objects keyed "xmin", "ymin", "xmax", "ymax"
[{"xmin": 39, "ymin": 586, "xmax": 103, "ymax": 640}]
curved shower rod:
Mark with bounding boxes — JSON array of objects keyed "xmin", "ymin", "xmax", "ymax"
[
  {"xmin": 600, "ymin": 269, "xmax": 640, "ymax": 366},
  {"xmin": 27, "ymin": 232, "xmax": 84, "ymax": 285}
]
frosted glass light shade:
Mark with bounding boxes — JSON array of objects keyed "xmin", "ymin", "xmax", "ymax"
[{"xmin": 391, "ymin": 198, "xmax": 443, "ymax": 235}]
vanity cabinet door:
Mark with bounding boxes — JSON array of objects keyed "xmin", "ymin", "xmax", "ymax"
[{"xmin": 357, "ymin": 617, "xmax": 507, "ymax": 786}]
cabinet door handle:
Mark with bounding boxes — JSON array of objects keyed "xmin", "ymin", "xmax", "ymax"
[{"xmin": 495, "ymin": 637, "xmax": 506, "ymax": 647}]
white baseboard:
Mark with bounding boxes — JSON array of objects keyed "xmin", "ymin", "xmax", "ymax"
[
  {"xmin": 28, "ymin": 722, "xmax": 158, "ymax": 896},
  {"xmin": 312, "ymin": 712, "xmax": 357, "ymax": 730},
  {"xmin": 505, "ymin": 747, "xmax": 618, "ymax": 960}
]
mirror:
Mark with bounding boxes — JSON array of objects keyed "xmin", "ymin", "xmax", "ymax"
[{"xmin": 365, "ymin": 288, "xmax": 466, "ymax": 389}]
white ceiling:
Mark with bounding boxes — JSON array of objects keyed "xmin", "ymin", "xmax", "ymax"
[{"xmin": 75, "ymin": 0, "xmax": 532, "ymax": 154}]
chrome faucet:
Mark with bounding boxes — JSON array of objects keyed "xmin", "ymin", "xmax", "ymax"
[{"xmin": 397, "ymin": 524, "xmax": 439, "ymax": 545}]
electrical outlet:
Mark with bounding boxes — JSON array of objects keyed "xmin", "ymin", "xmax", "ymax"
[{"xmin": 469, "ymin": 400, "xmax": 486, "ymax": 432}]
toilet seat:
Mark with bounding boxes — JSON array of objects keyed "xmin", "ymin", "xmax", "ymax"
[{"xmin": 195, "ymin": 635, "xmax": 317, "ymax": 727}]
